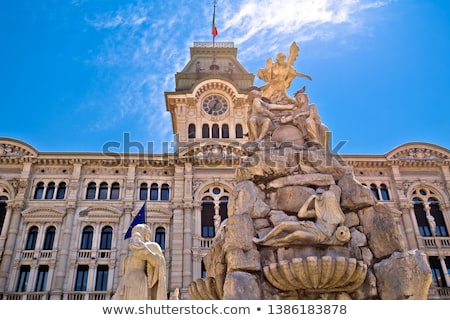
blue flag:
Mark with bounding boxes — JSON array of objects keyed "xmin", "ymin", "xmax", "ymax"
[{"xmin": 124, "ymin": 202, "xmax": 146, "ymax": 239}]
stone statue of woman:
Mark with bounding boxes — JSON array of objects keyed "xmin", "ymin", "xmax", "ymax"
[{"xmin": 112, "ymin": 224, "xmax": 167, "ymax": 300}]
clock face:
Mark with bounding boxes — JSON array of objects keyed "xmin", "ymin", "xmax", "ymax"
[{"xmin": 202, "ymin": 94, "xmax": 228, "ymax": 116}]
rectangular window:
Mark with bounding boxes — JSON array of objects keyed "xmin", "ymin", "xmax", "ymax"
[
  {"xmin": 95, "ymin": 265, "xmax": 109, "ymax": 291},
  {"xmin": 16, "ymin": 265, "xmax": 30, "ymax": 292},
  {"xmin": 35, "ymin": 265, "xmax": 49, "ymax": 292},
  {"xmin": 429, "ymin": 256, "xmax": 447, "ymax": 287},
  {"xmin": 74, "ymin": 265, "xmax": 89, "ymax": 291}
]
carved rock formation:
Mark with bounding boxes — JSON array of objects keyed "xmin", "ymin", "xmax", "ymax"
[{"xmin": 189, "ymin": 46, "xmax": 432, "ymax": 299}]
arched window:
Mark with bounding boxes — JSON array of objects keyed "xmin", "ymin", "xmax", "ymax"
[
  {"xmin": 429, "ymin": 197, "xmax": 448, "ymax": 236},
  {"xmin": 56, "ymin": 182, "xmax": 66, "ymax": 200},
  {"xmin": 43, "ymin": 226, "xmax": 56, "ymax": 250},
  {"xmin": 74, "ymin": 265, "xmax": 89, "ymax": 291},
  {"xmin": 25, "ymin": 226, "xmax": 39, "ymax": 250},
  {"xmin": 139, "ymin": 183, "xmax": 148, "ymax": 200},
  {"xmin": 219, "ymin": 196, "xmax": 228, "ymax": 222},
  {"xmin": 110, "ymin": 182, "xmax": 120, "ymax": 200},
  {"xmin": 150, "ymin": 183, "xmax": 159, "ymax": 201},
  {"xmin": 95, "ymin": 265, "xmax": 109, "ymax": 291},
  {"xmin": 80, "ymin": 226, "xmax": 94, "ymax": 250},
  {"xmin": 0, "ymin": 196, "xmax": 7, "ymax": 234},
  {"xmin": 86, "ymin": 182, "xmax": 96, "ymax": 200},
  {"xmin": 100, "ymin": 226, "xmax": 113, "ymax": 250},
  {"xmin": 201, "ymin": 196, "xmax": 215, "ymax": 238},
  {"xmin": 34, "ymin": 182, "xmax": 45, "ymax": 199},
  {"xmin": 188, "ymin": 123, "xmax": 196, "ymax": 139},
  {"xmin": 202, "ymin": 124, "xmax": 210, "ymax": 138},
  {"xmin": 16, "ymin": 265, "xmax": 30, "ymax": 292},
  {"xmin": 35, "ymin": 265, "xmax": 49, "ymax": 292},
  {"xmin": 98, "ymin": 182, "xmax": 108, "ymax": 200},
  {"xmin": 412, "ymin": 188, "xmax": 448, "ymax": 238},
  {"xmin": 45, "ymin": 182, "xmax": 55, "ymax": 200},
  {"xmin": 212, "ymin": 124, "xmax": 219, "ymax": 138},
  {"xmin": 222, "ymin": 124, "xmax": 229, "ymax": 138},
  {"xmin": 380, "ymin": 184, "xmax": 390, "ymax": 201},
  {"xmin": 370, "ymin": 184, "xmax": 380, "ymax": 200},
  {"xmin": 235, "ymin": 124, "xmax": 243, "ymax": 138},
  {"xmin": 161, "ymin": 184, "xmax": 170, "ymax": 201},
  {"xmin": 155, "ymin": 227, "xmax": 166, "ymax": 250}
]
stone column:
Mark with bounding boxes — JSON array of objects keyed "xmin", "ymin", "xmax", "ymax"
[
  {"xmin": 192, "ymin": 200, "xmax": 202, "ymax": 249},
  {"xmin": 113, "ymin": 206, "xmax": 131, "ymax": 291},
  {"xmin": 182, "ymin": 161, "xmax": 194, "ymax": 290},
  {"xmin": 182, "ymin": 202, "xmax": 193, "ymax": 289},
  {"xmin": 0, "ymin": 205, "xmax": 13, "ymax": 247},
  {"xmin": 439, "ymin": 256, "xmax": 450, "ymax": 287},
  {"xmin": 50, "ymin": 206, "xmax": 75, "ymax": 299},
  {"xmin": 0, "ymin": 204, "xmax": 22, "ymax": 292},
  {"xmin": 171, "ymin": 164, "xmax": 186, "ymax": 293},
  {"xmin": 400, "ymin": 201, "xmax": 418, "ymax": 250},
  {"xmin": 87, "ymin": 264, "xmax": 96, "ymax": 292},
  {"xmin": 27, "ymin": 262, "xmax": 39, "ymax": 293},
  {"xmin": 50, "ymin": 161, "xmax": 81, "ymax": 299}
]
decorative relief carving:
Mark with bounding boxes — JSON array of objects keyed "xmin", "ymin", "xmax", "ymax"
[{"xmin": 388, "ymin": 147, "xmax": 448, "ymax": 160}]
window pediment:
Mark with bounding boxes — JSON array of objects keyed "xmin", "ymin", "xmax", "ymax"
[
  {"xmin": 386, "ymin": 143, "xmax": 449, "ymax": 161},
  {"xmin": 0, "ymin": 138, "xmax": 38, "ymax": 158},
  {"xmin": 21, "ymin": 206, "xmax": 65, "ymax": 221}
]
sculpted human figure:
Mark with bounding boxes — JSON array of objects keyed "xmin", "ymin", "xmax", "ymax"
[
  {"xmin": 247, "ymin": 89, "xmax": 275, "ymax": 141},
  {"xmin": 280, "ymin": 88, "xmax": 328, "ymax": 146},
  {"xmin": 254, "ymin": 190, "xmax": 347, "ymax": 247},
  {"xmin": 112, "ymin": 224, "xmax": 167, "ymax": 300},
  {"xmin": 257, "ymin": 41, "xmax": 312, "ymax": 100}
]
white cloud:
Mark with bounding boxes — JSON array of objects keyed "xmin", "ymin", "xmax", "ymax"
[
  {"xmin": 220, "ymin": 0, "xmax": 390, "ymax": 60},
  {"xmin": 79, "ymin": 0, "xmax": 390, "ymax": 150}
]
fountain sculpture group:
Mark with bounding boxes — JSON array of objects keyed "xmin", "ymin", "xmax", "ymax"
[{"xmin": 188, "ymin": 42, "xmax": 432, "ymax": 300}]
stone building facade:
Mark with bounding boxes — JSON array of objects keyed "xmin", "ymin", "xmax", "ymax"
[{"xmin": 0, "ymin": 42, "xmax": 449, "ymax": 300}]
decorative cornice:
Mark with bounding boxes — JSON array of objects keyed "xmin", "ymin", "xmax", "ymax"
[{"xmin": 21, "ymin": 206, "xmax": 66, "ymax": 221}]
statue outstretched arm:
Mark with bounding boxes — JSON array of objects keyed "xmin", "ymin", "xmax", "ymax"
[
  {"xmin": 297, "ymin": 194, "xmax": 317, "ymax": 219},
  {"xmin": 296, "ymin": 71, "xmax": 312, "ymax": 81}
]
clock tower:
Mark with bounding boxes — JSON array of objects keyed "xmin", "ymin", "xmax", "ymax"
[{"xmin": 165, "ymin": 42, "xmax": 254, "ymax": 150}]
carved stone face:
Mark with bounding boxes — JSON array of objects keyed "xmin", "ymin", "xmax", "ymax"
[
  {"xmin": 295, "ymin": 93, "xmax": 309, "ymax": 107},
  {"xmin": 132, "ymin": 224, "xmax": 151, "ymax": 241},
  {"xmin": 276, "ymin": 52, "xmax": 286, "ymax": 62}
]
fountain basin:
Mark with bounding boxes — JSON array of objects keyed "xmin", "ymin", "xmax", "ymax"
[{"xmin": 263, "ymin": 256, "xmax": 367, "ymax": 293}]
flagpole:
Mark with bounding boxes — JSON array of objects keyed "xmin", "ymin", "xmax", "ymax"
[{"xmin": 212, "ymin": 0, "xmax": 217, "ymax": 48}]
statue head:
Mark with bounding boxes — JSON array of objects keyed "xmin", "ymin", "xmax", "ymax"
[
  {"xmin": 247, "ymin": 89, "xmax": 262, "ymax": 103},
  {"xmin": 294, "ymin": 90, "xmax": 309, "ymax": 107},
  {"xmin": 131, "ymin": 224, "xmax": 152, "ymax": 241},
  {"xmin": 276, "ymin": 52, "xmax": 286, "ymax": 62}
]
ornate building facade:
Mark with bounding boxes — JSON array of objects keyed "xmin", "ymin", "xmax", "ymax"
[{"xmin": 0, "ymin": 42, "xmax": 449, "ymax": 300}]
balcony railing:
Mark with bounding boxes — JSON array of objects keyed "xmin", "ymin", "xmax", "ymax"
[
  {"xmin": 64, "ymin": 291, "xmax": 111, "ymax": 300},
  {"xmin": 4, "ymin": 292, "xmax": 50, "ymax": 300},
  {"xmin": 418, "ymin": 236, "xmax": 450, "ymax": 248},
  {"xmin": 77, "ymin": 249, "xmax": 115, "ymax": 260},
  {"xmin": 428, "ymin": 287, "xmax": 450, "ymax": 300},
  {"xmin": 20, "ymin": 249, "xmax": 56, "ymax": 260}
]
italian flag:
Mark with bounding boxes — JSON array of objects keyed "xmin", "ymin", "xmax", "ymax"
[{"xmin": 212, "ymin": 8, "xmax": 218, "ymax": 37}]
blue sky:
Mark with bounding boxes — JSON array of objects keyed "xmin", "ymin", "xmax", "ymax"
[{"xmin": 1, "ymin": 0, "xmax": 449, "ymax": 154}]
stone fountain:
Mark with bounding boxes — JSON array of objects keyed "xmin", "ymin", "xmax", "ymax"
[{"xmin": 188, "ymin": 42, "xmax": 432, "ymax": 300}]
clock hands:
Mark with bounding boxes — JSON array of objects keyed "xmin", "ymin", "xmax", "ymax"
[{"xmin": 211, "ymin": 99, "xmax": 219, "ymax": 111}]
